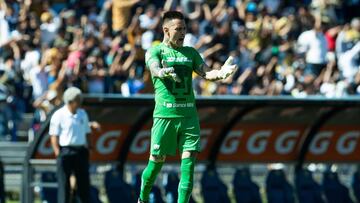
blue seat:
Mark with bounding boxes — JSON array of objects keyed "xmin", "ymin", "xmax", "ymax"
[
  {"xmin": 266, "ymin": 169, "xmax": 295, "ymax": 203},
  {"xmin": 39, "ymin": 171, "xmax": 57, "ymax": 203},
  {"xmin": 164, "ymin": 171, "xmax": 179, "ymax": 202},
  {"xmin": 322, "ymin": 171, "xmax": 353, "ymax": 203},
  {"xmin": 149, "ymin": 185, "xmax": 165, "ymax": 203},
  {"xmin": 134, "ymin": 172, "xmax": 165, "ymax": 203},
  {"xmin": 233, "ymin": 168, "xmax": 262, "ymax": 203},
  {"xmin": 352, "ymin": 170, "xmax": 360, "ymax": 202},
  {"xmin": 104, "ymin": 169, "xmax": 136, "ymax": 203},
  {"xmin": 90, "ymin": 186, "xmax": 102, "ymax": 203},
  {"xmin": 201, "ymin": 169, "xmax": 230, "ymax": 203},
  {"xmin": 295, "ymin": 169, "xmax": 324, "ymax": 203},
  {"xmin": 163, "ymin": 171, "xmax": 197, "ymax": 203}
]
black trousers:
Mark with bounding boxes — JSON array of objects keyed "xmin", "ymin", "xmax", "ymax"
[{"xmin": 57, "ymin": 146, "xmax": 90, "ymax": 203}]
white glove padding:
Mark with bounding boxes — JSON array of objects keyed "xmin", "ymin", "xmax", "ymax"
[
  {"xmin": 158, "ymin": 67, "xmax": 175, "ymax": 77},
  {"xmin": 160, "ymin": 60, "xmax": 182, "ymax": 82},
  {"xmin": 219, "ymin": 56, "xmax": 237, "ymax": 79}
]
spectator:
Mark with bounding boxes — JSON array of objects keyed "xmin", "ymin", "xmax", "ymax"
[{"xmin": 297, "ymin": 17, "xmax": 328, "ymax": 78}]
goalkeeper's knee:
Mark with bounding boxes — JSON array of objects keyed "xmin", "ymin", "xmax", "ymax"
[{"xmin": 178, "ymin": 157, "xmax": 196, "ymax": 203}]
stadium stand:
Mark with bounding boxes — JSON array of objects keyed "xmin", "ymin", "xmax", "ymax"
[
  {"xmin": 39, "ymin": 171, "xmax": 57, "ymax": 203},
  {"xmin": 0, "ymin": 141, "xmax": 27, "ymax": 201},
  {"xmin": 164, "ymin": 171, "xmax": 179, "ymax": 202},
  {"xmin": 322, "ymin": 171, "xmax": 353, "ymax": 203},
  {"xmin": 295, "ymin": 169, "xmax": 324, "ymax": 203},
  {"xmin": 201, "ymin": 168, "xmax": 231, "ymax": 203},
  {"xmin": 163, "ymin": 171, "xmax": 196, "ymax": 203},
  {"xmin": 233, "ymin": 168, "xmax": 262, "ymax": 203},
  {"xmin": 0, "ymin": 161, "xmax": 4, "ymax": 203},
  {"xmin": 266, "ymin": 169, "xmax": 295, "ymax": 203},
  {"xmin": 90, "ymin": 186, "xmax": 102, "ymax": 203},
  {"xmin": 104, "ymin": 168, "xmax": 136, "ymax": 203},
  {"xmin": 352, "ymin": 169, "xmax": 360, "ymax": 203},
  {"xmin": 133, "ymin": 171, "xmax": 164, "ymax": 203}
]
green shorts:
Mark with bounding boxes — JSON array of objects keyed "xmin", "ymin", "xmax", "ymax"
[{"xmin": 150, "ymin": 116, "xmax": 201, "ymax": 156}]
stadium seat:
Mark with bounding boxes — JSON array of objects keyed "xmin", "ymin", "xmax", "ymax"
[
  {"xmin": 163, "ymin": 171, "xmax": 196, "ymax": 203},
  {"xmin": 104, "ymin": 169, "xmax": 136, "ymax": 203},
  {"xmin": 295, "ymin": 169, "xmax": 324, "ymax": 203},
  {"xmin": 352, "ymin": 170, "xmax": 360, "ymax": 202},
  {"xmin": 233, "ymin": 168, "xmax": 262, "ymax": 203},
  {"xmin": 39, "ymin": 171, "xmax": 57, "ymax": 203},
  {"xmin": 266, "ymin": 169, "xmax": 295, "ymax": 203},
  {"xmin": 201, "ymin": 168, "xmax": 230, "ymax": 203},
  {"xmin": 133, "ymin": 172, "xmax": 165, "ymax": 203},
  {"xmin": 322, "ymin": 171, "xmax": 353, "ymax": 203},
  {"xmin": 164, "ymin": 171, "xmax": 179, "ymax": 202},
  {"xmin": 90, "ymin": 186, "xmax": 102, "ymax": 203}
]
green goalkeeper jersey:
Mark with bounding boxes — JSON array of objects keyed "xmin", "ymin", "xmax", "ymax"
[{"xmin": 145, "ymin": 43, "xmax": 204, "ymax": 118}]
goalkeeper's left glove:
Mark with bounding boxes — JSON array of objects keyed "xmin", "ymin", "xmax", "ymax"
[{"xmin": 219, "ymin": 56, "xmax": 237, "ymax": 79}]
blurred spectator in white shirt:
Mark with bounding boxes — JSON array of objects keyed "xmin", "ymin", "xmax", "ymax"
[
  {"xmin": 338, "ymin": 42, "xmax": 360, "ymax": 82},
  {"xmin": 297, "ymin": 18, "xmax": 328, "ymax": 77},
  {"xmin": 0, "ymin": 2, "xmax": 10, "ymax": 46},
  {"xmin": 29, "ymin": 63, "xmax": 48, "ymax": 99},
  {"xmin": 139, "ymin": 5, "xmax": 158, "ymax": 30}
]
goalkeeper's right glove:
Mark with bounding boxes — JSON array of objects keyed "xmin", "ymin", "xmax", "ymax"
[{"xmin": 159, "ymin": 60, "xmax": 181, "ymax": 82}]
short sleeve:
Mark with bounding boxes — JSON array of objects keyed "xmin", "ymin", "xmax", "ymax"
[
  {"xmin": 191, "ymin": 47, "xmax": 204, "ymax": 70},
  {"xmin": 49, "ymin": 111, "xmax": 61, "ymax": 136},
  {"xmin": 145, "ymin": 46, "xmax": 161, "ymax": 68},
  {"xmin": 297, "ymin": 32, "xmax": 309, "ymax": 53},
  {"xmin": 83, "ymin": 110, "xmax": 91, "ymax": 134}
]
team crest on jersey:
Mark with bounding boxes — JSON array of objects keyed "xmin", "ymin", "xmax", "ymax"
[{"xmin": 153, "ymin": 144, "xmax": 160, "ymax": 150}]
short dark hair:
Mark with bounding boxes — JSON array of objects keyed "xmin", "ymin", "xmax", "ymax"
[{"xmin": 162, "ymin": 11, "xmax": 184, "ymax": 24}]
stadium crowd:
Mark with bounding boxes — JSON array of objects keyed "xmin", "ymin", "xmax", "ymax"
[{"xmin": 0, "ymin": 0, "xmax": 359, "ymax": 139}]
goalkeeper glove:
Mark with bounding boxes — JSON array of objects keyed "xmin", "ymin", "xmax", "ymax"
[{"xmin": 159, "ymin": 60, "xmax": 181, "ymax": 82}]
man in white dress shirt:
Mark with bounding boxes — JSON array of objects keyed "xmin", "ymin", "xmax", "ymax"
[{"xmin": 49, "ymin": 87, "xmax": 91, "ymax": 203}]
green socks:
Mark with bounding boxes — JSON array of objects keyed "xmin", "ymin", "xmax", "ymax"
[
  {"xmin": 139, "ymin": 160, "xmax": 164, "ymax": 202},
  {"xmin": 178, "ymin": 157, "xmax": 196, "ymax": 203}
]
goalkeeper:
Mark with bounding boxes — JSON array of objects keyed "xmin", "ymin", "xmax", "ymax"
[{"xmin": 139, "ymin": 11, "xmax": 237, "ymax": 203}]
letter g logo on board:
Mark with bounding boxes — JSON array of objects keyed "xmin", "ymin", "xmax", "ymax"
[
  {"xmin": 220, "ymin": 131, "xmax": 243, "ymax": 154},
  {"xmin": 247, "ymin": 130, "xmax": 271, "ymax": 154},
  {"xmin": 275, "ymin": 131, "xmax": 299, "ymax": 154},
  {"xmin": 96, "ymin": 131, "xmax": 122, "ymax": 154},
  {"xmin": 309, "ymin": 131, "xmax": 333, "ymax": 155},
  {"xmin": 131, "ymin": 130, "xmax": 151, "ymax": 154},
  {"xmin": 336, "ymin": 131, "xmax": 360, "ymax": 155}
]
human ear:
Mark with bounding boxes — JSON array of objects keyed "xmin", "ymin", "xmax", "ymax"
[{"xmin": 163, "ymin": 26, "xmax": 170, "ymax": 37}]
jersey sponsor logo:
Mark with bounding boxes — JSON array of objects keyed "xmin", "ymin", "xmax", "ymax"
[
  {"xmin": 163, "ymin": 102, "xmax": 194, "ymax": 108},
  {"xmin": 165, "ymin": 57, "xmax": 192, "ymax": 63}
]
